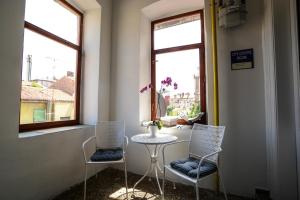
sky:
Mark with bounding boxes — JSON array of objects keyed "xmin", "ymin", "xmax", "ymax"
[
  {"xmin": 156, "ymin": 49, "xmax": 200, "ymax": 97},
  {"xmin": 154, "ymin": 20, "xmax": 201, "ymax": 50},
  {"xmin": 154, "ymin": 20, "xmax": 201, "ymax": 97},
  {"xmin": 22, "ymin": 0, "xmax": 78, "ymax": 81}
]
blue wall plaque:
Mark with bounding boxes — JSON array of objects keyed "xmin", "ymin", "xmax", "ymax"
[{"xmin": 231, "ymin": 48, "xmax": 254, "ymax": 70}]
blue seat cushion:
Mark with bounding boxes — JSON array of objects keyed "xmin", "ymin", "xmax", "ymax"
[
  {"xmin": 90, "ymin": 148, "xmax": 123, "ymax": 162},
  {"xmin": 170, "ymin": 157, "xmax": 217, "ymax": 179}
]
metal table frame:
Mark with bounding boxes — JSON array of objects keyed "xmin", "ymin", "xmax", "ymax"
[{"xmin": 131, "ymin": 134, "xmax": 177, "ymax": 197}]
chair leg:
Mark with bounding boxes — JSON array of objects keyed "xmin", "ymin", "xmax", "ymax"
[
  {"xmin": 218, "ymin": 168, "xmax": 228, "ymax": 200},
  {"xmin": 124, "ymin": 161, "xmax": 128, "ymax": 199},
  {"xmin": 162, "ymin": 166, "xmax": 166, "ymax": 200},
  {"xmin": 84, "ymin": 164, "xmax": 87, "ymax": 200},
  {"xmin": 195, "ymin": 182, "xmax": 199, "ymax": 200}
]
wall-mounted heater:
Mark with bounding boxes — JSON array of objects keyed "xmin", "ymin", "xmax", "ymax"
[{"xmin": 218, "ymin": 0, "xmax": 247, "ymax": 28}]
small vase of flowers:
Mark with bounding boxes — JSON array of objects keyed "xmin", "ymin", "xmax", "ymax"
[
  {"xmin": 148, "ymin": 120, "xmax": 162, "ymax": 137},
  {"xmin": 140, "ymin": 77, "xmax": 178, "ymax": 137}
]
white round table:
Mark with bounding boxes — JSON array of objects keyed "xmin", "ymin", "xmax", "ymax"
[{"xmin": 131, "ymin": 133, "xmax": 177, "ymax": 196}]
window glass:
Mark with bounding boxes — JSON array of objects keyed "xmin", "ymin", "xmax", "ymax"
[
  {"xmin": 20, "ymin": 29, "xmax": 77, "ymax": 125},
  {"xmin": 25, "ymin": 0, "xmax": 79, "ymax": 44},
  {"xmin": 155, "ymin": 49, "xmax": 201, "ymax": 118},
  {"xmin": 154, "ymin": 13, "xmax": 201, "ymax": 50}
]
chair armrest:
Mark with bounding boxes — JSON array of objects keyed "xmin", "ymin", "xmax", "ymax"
[
  {"xmin": 124, "ymin": 136, "xmax": 129, "ymax": 148},
  {"xmin": 162, "ymin": 140, "xmax": 190, "ymax": 166},
  {"xmin": 196, "ymin": 148, "xmax": 222, "ymax": 180},
  {"xmin": 200, "ymin": 148, "xmax": 222, "ymax": 161},
  {"xmin": 82, "ymin": 136, "xmax": 96, "ymax": 163},
  {"xmin": 123, "ymin": 136, "xmax": 129, "ymax": 154}
]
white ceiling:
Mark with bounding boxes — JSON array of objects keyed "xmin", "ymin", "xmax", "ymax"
[
  {"xmin": 142, "ymin": 0, "xmax": 204, "ymax": 20},
  {"xmin": 66, "ymin": 0, "xmax": 204, "ymax": 17},
  {"xmin": 67, "ymin": 0, "xmax": 100, "ymax": 12}
]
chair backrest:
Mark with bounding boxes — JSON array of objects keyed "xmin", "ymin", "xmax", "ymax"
[
  {"xmin": 189, "ymin": 123, "xmax": 225, "ymax": 163},
  {"xmin": 95, "ymin": 121, "xmax": 125, "ymax": 149}
]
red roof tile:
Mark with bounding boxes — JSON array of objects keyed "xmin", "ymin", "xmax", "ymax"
[
  {"xmin": 49, "ymin": 76, "xmax": 75, "ymax": 95},
  {"xmin": 21, "ymin": 86, "xmax": 74, "ymax": 102}
]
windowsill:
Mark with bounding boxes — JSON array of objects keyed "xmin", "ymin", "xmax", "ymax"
[
  {"xmin": 135, "ymin": 125, "xmax": 191, "ymax": 137},
  {"xmin": 19, "ymin": 124, "xmax": 94, "ymax": 139},
  {"xmin": 160, "ymin": 125, "xmax": 192, "ymax": 134},
  {"xmin": 144, "ymin": 125, "xmax": 192, "ymax": 140},
  {"xmin": 162, "ymin": 125, "xmax": 192, "ymax": 130}
]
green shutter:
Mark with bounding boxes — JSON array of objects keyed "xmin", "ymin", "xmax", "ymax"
[{"xmin": 33, "ymin": 109, "xmax": 46, "ymax": 122}]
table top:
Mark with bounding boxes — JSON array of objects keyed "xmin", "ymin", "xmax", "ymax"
[{"xmin": 131, "ymin": 133, "xmax": 177, "ymax": 145}]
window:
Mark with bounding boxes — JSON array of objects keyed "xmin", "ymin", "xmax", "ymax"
[
  {"xmin": 19, "ymin": 0, "xmax": 83, "ymax": 132},
  {"xmin": 151, "ymin": 10, "xmax": 206, "ymax": 124}
]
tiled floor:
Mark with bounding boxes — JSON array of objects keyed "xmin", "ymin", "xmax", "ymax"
[{"xmin": 53, "ymin": 168, "xmax": 252, "ymax": 200}]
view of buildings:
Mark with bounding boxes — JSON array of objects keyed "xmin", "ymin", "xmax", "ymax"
[
  {"xmin": 20, "ymin": 55, "xmax": 75, "ymax": 124},
  {"xmin": 160, "ymin": 73, "xmax": 201, "ymax": 119}
]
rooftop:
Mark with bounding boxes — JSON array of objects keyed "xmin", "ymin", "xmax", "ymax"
[{"xmin": 21, "ymin": 85, "xmax": 74, "ymax": 102}]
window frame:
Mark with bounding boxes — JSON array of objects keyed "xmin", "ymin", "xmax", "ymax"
[
  {"xmin": 151, "ymin": 10, "xmax": 207, "ymax": 124},
  {"xmin": 19, "ymin": 0, "xmax": 83, "ymax": 132}
]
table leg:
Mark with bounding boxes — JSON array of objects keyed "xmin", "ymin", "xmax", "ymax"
[
  {"xmin": 156, "ymin": 161, "xmax": 163, "ymax": 173},
  {"xmin": 154, "ymin": 144, "xmax": 163, "ymax": 194},
  {"xmin": 132, "ymin": 145, "xmax": 152, "ymax": 196},
  {"xmin": 132, "ymin": 144, "xmax": 164, "ymax": 197},
  {"xmin": 155, "ymin": 165, "xmax": 163, "ymax": 194}
]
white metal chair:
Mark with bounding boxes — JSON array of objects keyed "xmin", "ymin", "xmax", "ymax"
[
  {"xmin": 82, "ymin": 121, "xmax": 128, "ymax": 200},
  {"xmin": 162, "ymin": 123, "xmax": 228, "ymax": 200}
]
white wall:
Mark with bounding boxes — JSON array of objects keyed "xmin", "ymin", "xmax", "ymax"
[
  {"xmin": 97, "ymin": 0, "xmax": 113, "ymax": 122},
  {"xmin": 139, "ymin": 13, "xmax": 152, "ymax": 122},
  {"xmin": 204, "ymin": 0, "xmax": 268, "ymax": 197},
  {"xmin": 0, "ymin": 0, "xmax": 112, "ymax": 199},
  {"xmin": 110, "ymin": 0, "xmax": 159, "ymax": 176},
  {"xmin": 261, "ymin": 0, "xmax": 280, "ymax": 198},
  {"xmin": 272, "ymin": 0, "xmax": 298, "ymax": 199},
  {"xmin": 82, "ymin": 8, "xmax": 101, "ymax": 124},
  {"xmin": 80, "ymin": 0, "xmax": 112, "ymax": 124}
]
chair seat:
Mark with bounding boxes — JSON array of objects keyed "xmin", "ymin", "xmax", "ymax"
[
  {"xmin": 90, "ymin": 148, "xmax": 123, "ymax": 162},
  {"xmin": 170, "ymin": 157, "xmax": 217, "ymax": 179}
]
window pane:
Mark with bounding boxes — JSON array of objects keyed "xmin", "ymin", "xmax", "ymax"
[
  {"xmin": 20, "ymin": 29, "xmax": 77, "ymax": 124},
  {"xmin": 25, "ymin": 0, "xmax": 79, "ymax": 44},
  {"xmin": 154, "ymin": 13, "xmax": 201, "ymax": 50},
  {"xmin": 156, "ymin": 49, "xmax": 201, "ymax": 119}
]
